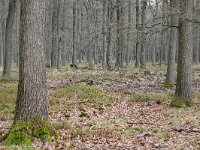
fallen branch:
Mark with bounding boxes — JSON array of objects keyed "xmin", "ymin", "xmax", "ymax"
[
  {"xmin": 172, "ymin": 128, "xmax": 200, "ymax": 133},
  {"xmin": 126, "ymin": 122, "xmax": 155, "ymax": 125}
]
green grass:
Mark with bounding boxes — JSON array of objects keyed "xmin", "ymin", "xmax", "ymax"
[
  {"xmin": 162, "ymin": 82, "xmax": 173, "ymax": 89},
  {"xmin": 170, "ymin": 97, "xmax": 193, "ymax": 108},
  {"xmin": 129, "ymin": 93, "xmax": 173, "ymax": 103},
  {"xmin": 0, "ymin": 81, "xmax": 117, "ymax": 115},
  {"xmin": 0, "ymin": 76, "xmax": 10, "ymax": 83},
  {"xmin": 0, "ymin": 83, "xmax": 17, "ymax": 114},
  {"xmin": 155, "ymin": 130, "xmax": 170, "ymax": 141},
  {"xmin": 49, "ymin": 84, "xmax": 119, "ymax": 111},
  {"xmin": 53, "ymin": 120, "xmax": 122, "ymax": 146}
]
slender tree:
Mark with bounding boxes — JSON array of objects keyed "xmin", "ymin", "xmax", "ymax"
[
  {"xmin": 3, "ymin": 0, "xmax": 17, "ymax": 77},
  {"xmin": 102, "ymin": 0, "xmax": 107, "ymax": 68},
  {"xmin": 140, "ymin": 0, "xmax": 147, "ymax": 68},
  {"xmin": 193, "ymin": 0, "xmax": 200, "ymax": 64},
  {"xmin": 72, "ymin": 0, "xmax": 77, "ymax": 66},
  {"xmin": 51, "ymin": 0, "xmax": 59, "ymax": 67},
  {"xmin": 126, "ymin": 0, "xmax": 132, "ymax": 65},
  {"xmin": 0, "ymin": 0, "xmax": 5, "ymax": 67},
  {"xmin": 106, "ymin": 0, "xmax": 113, "ymax": 70},
  {"xmin": 116, "ymin": 0, "xmax": 124, "ymax": 68},
  {"xmin": 135, "ymin": 0, "xmax": 140, "ymax": 67},
  {"xmin": 166, "ymin": 0, "xmax": 179, "ymax": 85}
]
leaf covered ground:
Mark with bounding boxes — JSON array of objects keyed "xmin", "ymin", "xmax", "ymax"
[{"xmin": 0, "ymin": 64, "xmax": 200, "ymax": 149}]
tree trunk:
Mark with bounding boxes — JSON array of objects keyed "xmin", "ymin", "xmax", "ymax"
[
  {"xmin": 115, "ymin": 0, "xmax": 124, "ymax": 68},
  {"xmin": 135, "ymin": 0, "xmax": 140, "ymax": 67},
  {"xmin": 106, "ymin": 0, "xmax": 113, "ymax": 70},
  {"xmin": 166, "ymin": 0, "xmax": 179, "ymax": 85},
  {"xmin": 140, "ymin": 0, "xmax": 147, "ymax": 68},
  {"xmin": 0, "ymin": 0, "xmax": 4, "ymax": 67},
  {"xmin": 4, "ymin": 0, "xmax": 57, "ymax": 145},
  {"xmin": 51, "ymin": 0, "xmax": 59, "ymax": 67},
  {"xmin": 16, "ymin": 0, "xmax": 48, "ymax": 121},
  {"xmin": 126, "ymin": 0, "xmax": 131, "ymax": 65},
  {"xmin": 3, "ymin": 0, "xmax": 17, "ymax": 77},
  {"xmin": 102, "ymin": 0, "xmax": 107, "ymax": 68},
  {"xmin": 175, "ymin": 0, "xmax": 193, "ymax": 100},
  {"xmin": 193, "ymin": 0, "xmax": 200, "ymax": 64},
  {"xmin": 72, "ymin": 1, "xmax": 77, "ymax": 66}
]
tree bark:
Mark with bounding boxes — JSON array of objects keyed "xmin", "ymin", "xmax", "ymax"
[
  {"xmin": 15, "ymin": 0, "xmax": 48, "ymax": 121},
  {"xmin": 51, "ymin": 0, "xmax": 59, "ymax": 67},
  {"xmin": 72, "ymin": 1, "xmax": 77, "ymax": 66},
  {"xmin": 126, "ymin": 0, "xmax": 131, "ymax": 65},
  {"xmin": 175, "ymin": 0, "xmax": 193, "ymax": 100},
  {"xmin": 140, "ymin": 0, "xmax": 147, "ymax": 68},
  {"xmin": 166, "ymin": 0, "xmax": 179, "ymax": 85},
  {"xmin": 3, "ymin": 0, "xmax": 17, "ymax": 77},
  {"xmin": 3, "ymin": 1, "xmax": 58, "ymax": 145},
  {"xmin": 115, "ymin": 0, "xmax": 124, "ymax": 68},
  {"xmin": 106, "ymin": 0, "xmax": 113, "ymax": 70},
  {"xmin": 135, "ymin": 0, "xmax": 140, "ymax": 67}
]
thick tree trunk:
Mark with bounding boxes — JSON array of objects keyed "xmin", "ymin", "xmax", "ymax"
[
  {"xmin": 175, "ymin": 0, "xmax": 193, "ymax": 100},
  {"xmin": 15, "ymin": 0, "xmax": 48, "ymax": 121},
  {"xmin": 4, "ymin": 0, "xmax": 57, "ymax": 145}
]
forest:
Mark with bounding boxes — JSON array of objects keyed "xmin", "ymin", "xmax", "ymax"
[{"xmin": 0, "ymin": 0, "xmax": 200, "ymax": 149}]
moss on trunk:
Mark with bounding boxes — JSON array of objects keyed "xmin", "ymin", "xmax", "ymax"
[{"xmin": 3, "ymin": 119, "xmax": 59, "ymax": 146}]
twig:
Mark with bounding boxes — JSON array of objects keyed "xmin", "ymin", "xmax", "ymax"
[
  {"xmin": 126, "ymin": 122, "xmax": 155, "ymax": 125},
  {"xmin": 172, "ymin": 128, "xmax": 200, "ymax": 133}
]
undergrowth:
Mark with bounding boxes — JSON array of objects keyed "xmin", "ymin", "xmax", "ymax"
[
  {"xmin": 49, "ymin": 84, "xmax": 119, "ymax": 111},
  {"xmin": 129, "ymin": 93, "xmax": 173, "ymax": 103},
  {"xmin": 0, "ymin": 84, "xmax": 17, "ymax": 114}
]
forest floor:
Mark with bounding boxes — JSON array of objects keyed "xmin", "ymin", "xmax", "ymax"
[{"xmin": 0, "ymin": 64, "xmax": 200, "ymax": 150}]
